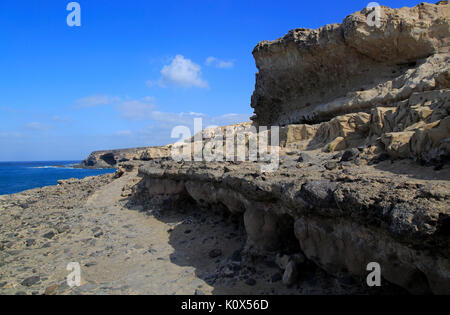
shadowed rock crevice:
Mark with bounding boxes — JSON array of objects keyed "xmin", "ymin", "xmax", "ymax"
[
  {"xmin": 129, "ymin": 155, "xmax": 450, "ymax": 295},
  {"xmin": 124, "ymin": 177, "xmax": 408, "ymax": 295},
  {"xmin": 100, "ymin": 153, "xmax": 117, "ymax": 166}
]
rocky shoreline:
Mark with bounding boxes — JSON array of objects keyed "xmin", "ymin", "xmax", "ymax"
[
  {"xmin": 0, "ymin": 2, "xmax": 449, "ymax": 295},
  {"xmin": 131, "ymin": 150, "xmax": 449, "ymax": 294},
  {"xmin": 2, "ymin": 148, "xmax": 447, "ymax": 294},
  {"xmin": 78, "ymin": 147, "xmax": 168, "ymax": 169},
  {"xmin": 0, "ymin": 172, "xmax": 408, "ymax": 295}
]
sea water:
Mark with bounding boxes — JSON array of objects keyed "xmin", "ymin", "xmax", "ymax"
[{"xmin": 0, "ymin": 161, "xmax": 116, "ymax": 195}]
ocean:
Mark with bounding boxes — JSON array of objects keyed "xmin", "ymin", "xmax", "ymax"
[{"xmin": 0, "ymin": 161, "xmax": 116, "ymax": 195}]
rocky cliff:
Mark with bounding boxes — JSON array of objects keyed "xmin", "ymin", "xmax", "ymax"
[
  {"xmin": 79, "ymin": 2, "xmax": 450, "ymax": 295},
  {"xmin": 135, "ymin": 151, "xmax": 450, "ymax": 294},
  {"xmin": 119, "ymin": 2, "xmax": 450, "ymax": 295},
  {"xmin": 251, "ymin": 2, "xmax": 449, "ymax": 127},
  {"xmin": 79, "ymin": 148, "xmax": 144, "ymax": 169}
]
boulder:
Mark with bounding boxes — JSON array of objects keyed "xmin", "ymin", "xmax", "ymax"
[{"xmin": 282, "ymin": 261, "xmax": 299, "ymax": 286}]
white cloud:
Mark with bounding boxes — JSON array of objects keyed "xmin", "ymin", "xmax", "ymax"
[
  {"xmin": 112, "ymin": 96, "xmax": 250, "ymax": 146},
  {"xmin": 149, "ymin": 111, "xmax": 249, "ymax": 127},
  {"xmin": 0, "ymin": 131, "xmax": 21, "ymax": 138},
  {"xmin": 71, "ymin": 93, "xmax": 250, "ymax": 147},
  {"xmin": 112, "ymin": 95, "xmax": 249, "ymax": 126},
  {"xmin": 146, "ymin": 111, "xmax": 204, "ymax": 125},
  {"xmin": 116, "ymin": 99, "xmax": 157, "ymax": 121},
  {"xmin": 205, "ymin": 56, "xmax": 234, "ymax": 69},
  {"xmin": 115, "ymin": 130, "xmax": 132, "ymax": 136},
  {"xmin": 142, "ymin": 96, "xmax": 155, "ymax": 102},
  {"xmin": 75, "ymin": 95, "xmax": 120, "ymax": 109},
  {"xmin": 74, "ymin": 95, "xmax": 158, "ymax": 121},
  {"xmin": 52, "ymin": 115, "xmax": 71, "ymax": 123},
  {"xmin": 208, "ymin": 113, "xmax": 250, "ymax": 126},
  {"xmin": 138, "ymin": 112, "xmax": 250, "ymax": 146},
  {"xmin": 150, "ymin": 55, "xmax": 208, "ymax": 88},
  {"xmin": 23, "ymin": 122, "xmax": 51, "ymax": 131}
]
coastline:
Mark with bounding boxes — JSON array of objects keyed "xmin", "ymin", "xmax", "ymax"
[
  {"xmin": 0, "ymin": 2, "xmax": 448, "ymax": 296},
  {"xmin": 0, "ymin": 161, "xmax": 116, "ymax": 196},
  {"xmin": 0, "ymin": 171, "xmax": 406, "ymax": 295}
]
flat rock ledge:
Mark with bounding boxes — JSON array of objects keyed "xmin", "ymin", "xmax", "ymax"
[{"xmin": 135, "ymin": 155, "xmax": 450, "ymax": 295}]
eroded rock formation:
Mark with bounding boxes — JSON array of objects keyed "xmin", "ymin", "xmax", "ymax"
[
  {"xmin": 132, "ymin": 152, "xmax": 450, "ymax": 294},
  {"xmin": 80, "ymin": 147, "xmax": 154, "ymax": 169},
  {"xmin": 251, "ymin": 2, "xmax": 449, "ymax": 126},
  {"xmin": 89, "ymin": 2, "xmax": 450, "ymax": 295}
]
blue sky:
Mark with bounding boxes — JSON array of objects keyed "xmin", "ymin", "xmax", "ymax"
[{"xmin": 0, "ymin": 0, "xmax": 421, "ymax": 161}]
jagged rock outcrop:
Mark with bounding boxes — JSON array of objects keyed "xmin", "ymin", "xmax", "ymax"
[
  {"xmin": 80, "ymin": 147, "xmax": 154, "ymax": 169},
  {"xmin": 118, "ymin": 2, "xmax": 450, "ymax": 295},
  {"xmin": 246, "ymin": 2, "xmax": 450, "ymax": 164},
  {"xmin": 135, "ymin": 155, "xmax": 450, "ymax": 294},
  {"xmin": 185, "ymin": 87, "xmax": 449, "ymax": 163},
  {"xmin": 139, "ymin": 145, "xmax": 172, "ymax": 161},
  {"xmin": 251, "ymin": 2, "xmax": 449, "ymax": 126},
  {"xmin": 277, "ymin": 88, "xmax": 450, "ymax": 162}
]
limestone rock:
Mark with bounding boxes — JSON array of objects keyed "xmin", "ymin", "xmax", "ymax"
[
  {"xmin": 410, "ymin": 116, "xmax": 450, "ymax": 161},
  {"xmin": 71, "ymin": 2, "xmax": 450, "ymax": 295},
  {"xmin": 140, "ymin": 146, "xmax": 171, "ymax": 161},
  {"xmin": 381, "ymin": 132, "xmax": 415, "ymax": 159},
  {"xmin": 282, "ymin": 261, "xmax": 298, "ymax": 286},
  {"xmin": 79, "ymin": 147, "xmax": 148, "ymax": 169},
  {"xmin": 137, "ymin": 155, "xmax": 450, "ymax": 294},
  {"xmin": 251, "ymin": 2, "xmax": 450, "ymax": 126},
  {"xmin": 275, "ymin": 254, "xmax": 291, "ymax": 270}
]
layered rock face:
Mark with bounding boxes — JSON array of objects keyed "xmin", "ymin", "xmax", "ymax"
[
  {"xmin": 113, "ymin": 2, "xmax": 450, "ymax": 295},
  {"xmin": 79, "ymin": 147, "xmax": 169, "ymax": 169},
  {"xmin": 251, "ymin": 2, "xmax": 449, "ymax": 126},
  {"xmin": 179, "ymin": 90, "xmax": 449, "ymax": 163},
  {"xmin": 135, "ymin": 155, "xmax": 450, "ymax": 294},
  {"xmin": 249, "ymin": 2, "xmax": 450, "ymax": 164},
  {"xmin": 278, "ymin": 87, "xmax": 450, "ymax": 162}
]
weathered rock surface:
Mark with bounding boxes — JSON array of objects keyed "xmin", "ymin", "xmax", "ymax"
[
  {"xmin": 1, "ymin": 173, "xmax": 375, "ymax": 295},
  {"xmin": 80, "ymin": 146, "xmax": 174, "ymax": 169},
  {"xmin": 251, "ymin": 2, "xmax": 449, "ymax": 126},
  {"xmin": 278, "ymin": 89, "xmax": 449, "ymax": 162},
  {"xmin": 139, "ymin": 146, "xmax": 172, "ymax": 161},
  {"xmin": 136, "ymin": 153, "xmax": 450, "ymax": 294},
  {"xmin": 182, "ymin": 89, "xmax": 449, "ymax": 163},
  {"xmin": 4, "ymin": 2, "xmax": 449, "ymax": 296},
  {"xmin": 113, "ymin": 2, "xmax": 450, "ymax": 295},
  {"xmin": 79, "ymin": 147, "xmax": 151, "ymax": 169}
]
